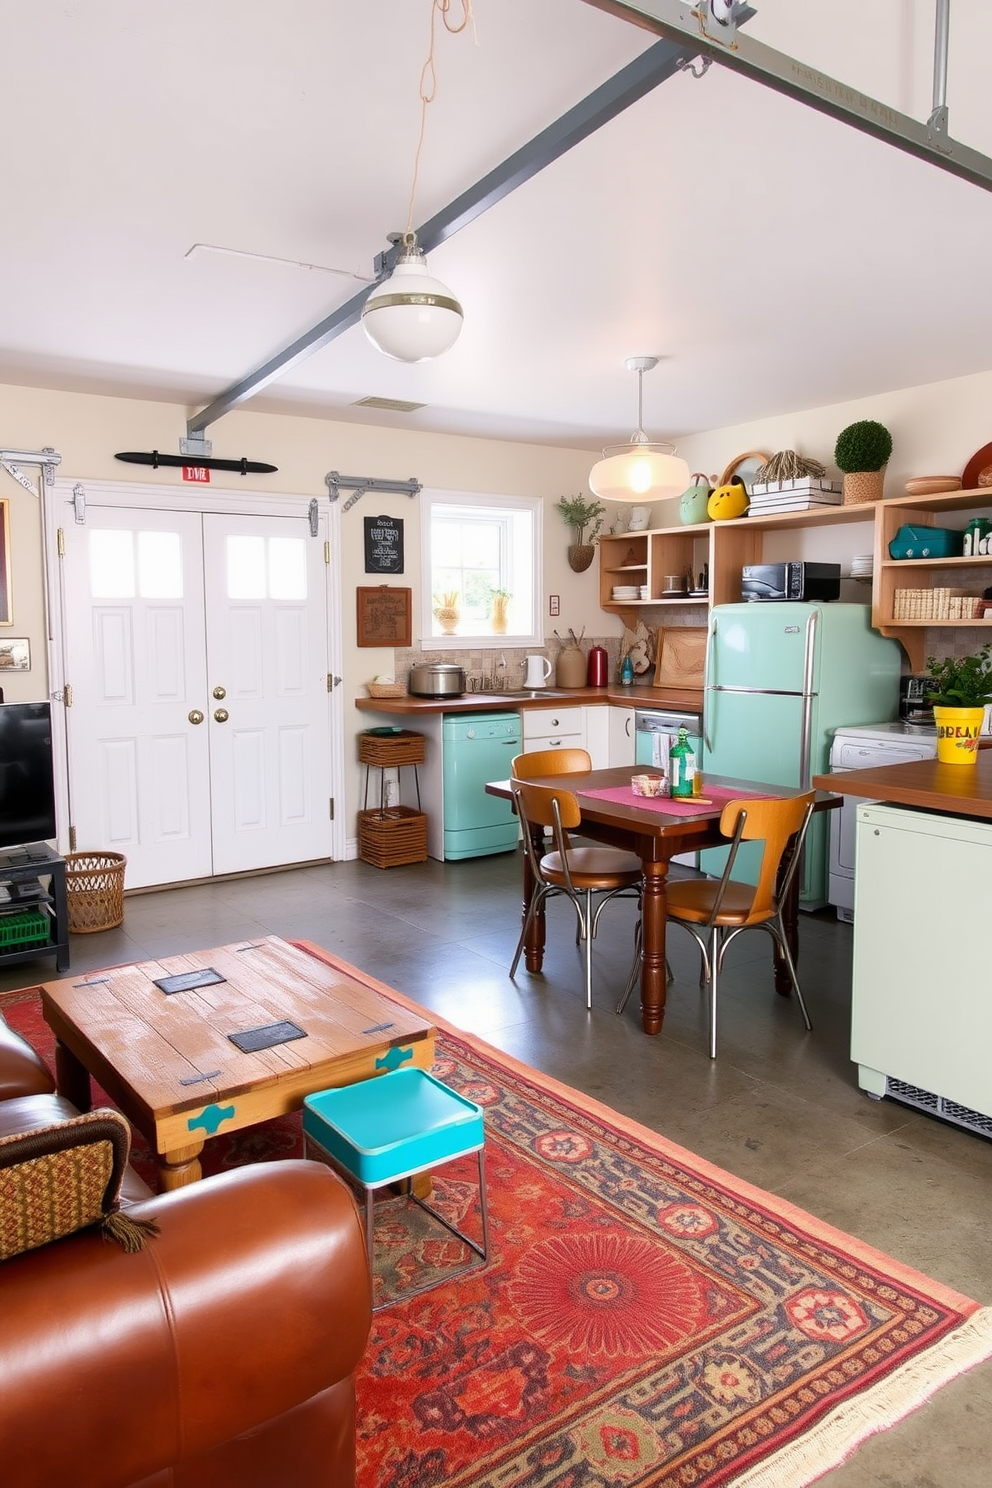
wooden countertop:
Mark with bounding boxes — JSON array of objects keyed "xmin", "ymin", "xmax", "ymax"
[
  {"xmin": 355, "ymin": 685, "xmax": 704, "ymax": 716},
  {"xmin": 812, "ymin": 753, "xmax": 992, "ymax": 821}
]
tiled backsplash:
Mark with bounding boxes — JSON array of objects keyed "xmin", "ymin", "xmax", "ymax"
[{"xmin": 394, "ymin": 640, "xmax": 622, "ymax": 691}]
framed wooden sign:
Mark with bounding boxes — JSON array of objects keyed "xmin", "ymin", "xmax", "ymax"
[
  {"xmin": 357, "ymin": 586, "xmax": 412, "ymax": 647},
  {"xmin": 363, "ymin": 514, "xmax": 404, "ymax": 574}
]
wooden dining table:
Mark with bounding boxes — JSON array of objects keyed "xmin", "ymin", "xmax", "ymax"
[{"xmin": 486, "ymin": 766, "xmax": 840, "ymax": 1036}]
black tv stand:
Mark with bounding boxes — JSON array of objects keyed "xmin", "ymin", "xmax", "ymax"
[{"xmin": 0, "ymin": 843, "xmax": 69, "ymax": 972}]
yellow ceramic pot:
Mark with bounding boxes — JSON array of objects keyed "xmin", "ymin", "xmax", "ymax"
[{"xmin": 933, "ymin": 705, "xmax": 984, "ymax": 764}]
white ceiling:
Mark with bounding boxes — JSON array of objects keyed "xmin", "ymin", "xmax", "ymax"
[{"xmin": 4, "ymin": 0, "xmax": 992, "ymax": 454}]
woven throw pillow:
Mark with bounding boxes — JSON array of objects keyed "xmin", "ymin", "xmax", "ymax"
[{"xmin": 0, "ymin": 1108, "xmax": 158, "ymax": 1259}]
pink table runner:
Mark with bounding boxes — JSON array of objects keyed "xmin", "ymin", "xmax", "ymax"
[{"xmin": 580, "ymin": 783, "xmax": 771, "ymax": 816}]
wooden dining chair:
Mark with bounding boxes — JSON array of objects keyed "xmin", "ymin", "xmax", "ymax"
[
  {"xmin": 510, "ymin": 747, "xmax": 592, "ymax": 780},
  {"xmin": 617, "ymin": 792, "xmax": 816, "ymax": 1058},
  {"xmin": 509, "ymin": 778, "xmax": 643, "ymax": 1011}
]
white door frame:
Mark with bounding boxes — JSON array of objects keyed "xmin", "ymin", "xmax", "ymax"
[{"xmin": 43, "ymin": 477, "xmax": 346, "ymax": 869}]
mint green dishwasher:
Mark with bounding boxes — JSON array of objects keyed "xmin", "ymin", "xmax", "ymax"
[{"xmin": 441, "ymin": 712, "xmax": 521, "ymax": 860}]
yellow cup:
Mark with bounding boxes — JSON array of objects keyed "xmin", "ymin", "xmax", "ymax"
[{"xmin": 933, "ymin": 706, "xmax": 984, "ymax": 764}]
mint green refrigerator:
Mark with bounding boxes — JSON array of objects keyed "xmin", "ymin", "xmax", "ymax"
[{"xmin": 701, "ymin": 603, "xmax": 902, "ymax": 908}]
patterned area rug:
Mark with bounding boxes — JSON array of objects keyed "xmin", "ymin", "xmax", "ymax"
[{"xmin": 4, "ymin": 944, "xmax": 992, "ymax": 1488}]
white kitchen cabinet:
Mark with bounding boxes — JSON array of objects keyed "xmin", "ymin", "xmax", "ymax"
[
  {"xmin": 852, "ymin": 802, "xmax": 992, "ymax": 1137},
  {"xmin": 583, "ymin": 706, "xmax": 610, "ymax": 769},
  {"xmin": 521, "ymin": 706, "xmax": 585, "ymax": 754},
  {"xmin": 608, "ymin": 706, "xmax": 636, "ymax": 766}
]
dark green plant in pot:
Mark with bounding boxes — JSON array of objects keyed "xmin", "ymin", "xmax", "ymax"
[
  {"xmin": 834, "ymin": 420, "xmax": 893, "ymax": 473},
  {"xmin": 925, "ymin": 642, "xmax": 992, "ymax": 707}
]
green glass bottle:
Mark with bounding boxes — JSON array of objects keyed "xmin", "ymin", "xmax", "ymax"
[{"xmin": 669, "ymin": 726, "xmax": 696, "ymax": 798}]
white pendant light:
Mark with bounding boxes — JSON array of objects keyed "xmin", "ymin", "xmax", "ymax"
[
  {"xmin": 362, "ymin": 233, "xmax": 463, "ymax": 362},
  {"xmin": 362, "ymin": 2, "xmax": 469, "ymax": 363},
  {"xmin": 589, "ymin": 356, "xmax": 690, "ymax": 501}
]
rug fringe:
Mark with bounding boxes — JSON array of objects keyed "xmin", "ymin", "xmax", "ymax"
[{"xmin": 728, "ymin": 1306, "xmax": 992, "ymax": 1487}]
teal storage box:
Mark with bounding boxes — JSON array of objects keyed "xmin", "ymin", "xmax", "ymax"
[{"xmin": 888, "ymin": 525, "xmax": 963, "ymax": 559}]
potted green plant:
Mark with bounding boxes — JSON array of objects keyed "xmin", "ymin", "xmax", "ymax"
[
  {"xmin": 555, "ymin": 494, "xmax": 605, "ymax": 572},
  {"xmin": 834, "ymin": 419, "xmax": 893, "ymax": 506},
  {"xmin": 926, "ymin": 642, "xmax": 992, "ymax": 764}
]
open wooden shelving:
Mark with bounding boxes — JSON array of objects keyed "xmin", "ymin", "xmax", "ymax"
[{"xmin": 599, "ymin": 490, "xmax": 992, "ymax": 670}]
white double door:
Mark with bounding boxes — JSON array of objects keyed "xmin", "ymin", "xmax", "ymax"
[{"xmin": 60, "ymin": 501, "xmax": 333, "ymax": 889}]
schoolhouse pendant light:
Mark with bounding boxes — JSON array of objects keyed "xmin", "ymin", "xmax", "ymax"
[
  {"xmin": 362, "ymin": 0, "xmax": 468, "ymax": 362},
  {"xmin": 589, "ymin": 356, "xmax": 690, "ymax": 501},
  {"xmin": 362, "ymin": 232, "xmax": 463, "ymax": 362}
]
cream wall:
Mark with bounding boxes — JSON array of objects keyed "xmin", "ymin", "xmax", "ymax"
[
  {"xmin": 0, "ymin": 382, "xmax": 611, "ymax": 839},
  {"xmin": 6, "ymin": 366, "xmax": 992, "ymax": 861}
]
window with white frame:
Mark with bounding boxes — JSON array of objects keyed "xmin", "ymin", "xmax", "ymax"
[{"xmin": 420, "ymin": 490, "xmax": 542, "ymax": 648}]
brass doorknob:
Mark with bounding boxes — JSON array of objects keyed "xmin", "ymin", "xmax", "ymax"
[
  {"xmin": 188, "ymin": 709, "xmax": 204, "ymax": 725},
  {"xmin": 213, "ymin": 708, "xmax": 229, "ymax": 723},
  {"xmin": 212, "ymin": 685, "xmax": 227, "ymax": 700}
]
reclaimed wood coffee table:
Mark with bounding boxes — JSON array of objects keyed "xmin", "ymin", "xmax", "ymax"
[{"xmin": 39, "ymin": 935, "xmax": 435, "ymax": 1191}]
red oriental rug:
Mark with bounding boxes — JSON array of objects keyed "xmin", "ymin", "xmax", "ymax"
[{"xmin": 3, "ymin": 942, "xmax": 991, "ymax": 1488}]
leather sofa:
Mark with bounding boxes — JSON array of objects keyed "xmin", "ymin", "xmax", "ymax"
[{"xmin": 0, "ymin": 1012, "xmax": 372, "ymax": 1488}]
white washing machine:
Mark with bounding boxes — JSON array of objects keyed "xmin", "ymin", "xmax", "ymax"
[{"xmin": 827, "ymin": 722, "xmax": 937, "ymax": 922}]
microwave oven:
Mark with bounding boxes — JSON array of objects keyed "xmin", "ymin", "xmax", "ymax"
[{"xmin": 741, "ymin": 561, "xmax": 841, "ymax": 602}]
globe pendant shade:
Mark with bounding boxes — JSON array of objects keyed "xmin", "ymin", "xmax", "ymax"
[
  {"xmin": 362, "ymin": 252, "xmax": 463, "ymax": 362},
  {"xmin": 588, "ymin": 446, "xmax": 691, "ymax": 501}
]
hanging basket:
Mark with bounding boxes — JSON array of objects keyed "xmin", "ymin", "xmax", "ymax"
[
  {"xmin": 64, "ymin": 852, "xmax": 127, "ymax": 933},
  {"xmin": 567, "ymin": 544, "xmax": 596, "ymax": 573}
]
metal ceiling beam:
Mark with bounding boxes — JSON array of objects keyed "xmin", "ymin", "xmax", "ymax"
[
  {"xmin": 582, "ymin": 0, "xmax": 992, "ymax": 191},
  {"xmin": 187, "ymin": 34, "xmax": 704, "ymax": 438}
]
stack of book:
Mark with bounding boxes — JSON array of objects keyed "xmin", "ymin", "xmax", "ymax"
[{"xmin": 748, "ymin": 478, "xmax": 842, "ymax": 515}]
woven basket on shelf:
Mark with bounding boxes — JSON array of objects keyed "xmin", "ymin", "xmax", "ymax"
[
  {"xmin": 357, "ymin": 807, "xmax": 428, "ymax": 868},
  {"xmin": 359, "ymin": 730, "xmax": 426, "ymax": 767},
  {"xmin": 366, "ymin": 681, "xmax": 407, "ymax": 698},
  {"xmin": 64, "ymin": 852, "xmax": 126, "ymax": 933}
]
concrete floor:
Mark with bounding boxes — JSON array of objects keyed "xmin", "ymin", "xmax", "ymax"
[{"xmin": 8, "ymin": 849, "xmax": 992, "ymax": 1484}]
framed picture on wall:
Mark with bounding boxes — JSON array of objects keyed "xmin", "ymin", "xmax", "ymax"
[{"xmin": 0, "ymin": 500, "xmax": 10, "ymax": 625}]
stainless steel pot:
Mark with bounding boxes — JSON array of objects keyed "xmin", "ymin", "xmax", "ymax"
[{"xmin": 407, "ymin": 663, "xmax": 466, "ymax": 698}]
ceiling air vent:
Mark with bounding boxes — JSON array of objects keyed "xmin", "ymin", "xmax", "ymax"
[{"xmin": 352, "ymin": 396, "xmax": 426, "ymax": 414}]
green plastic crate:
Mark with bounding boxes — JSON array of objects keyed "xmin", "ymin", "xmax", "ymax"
[{"xmin": 0, "ymin": 909, "xmax": 50, "ymax": 948}]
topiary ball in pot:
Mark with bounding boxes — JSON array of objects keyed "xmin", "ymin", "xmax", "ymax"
[{"xmin": 834, "ymin": 419, "xmax": 893, "ymax": 506}]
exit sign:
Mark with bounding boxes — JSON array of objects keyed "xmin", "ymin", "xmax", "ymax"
[{"xmin": 182, "ymin": 465, "xmax": 210, "ymax": 483}]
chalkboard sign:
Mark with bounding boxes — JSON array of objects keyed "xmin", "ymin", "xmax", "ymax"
[
  {"xmin": 364, "ymin": 514, "xmax": 404, "ymax": 574},
  {"xmin": 357, "ymin": 586, "xmax": 412, "ymax": 647}
]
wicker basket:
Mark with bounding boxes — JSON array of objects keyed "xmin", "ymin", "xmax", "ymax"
[
  {"xmin": 358, "ymin": 807, "xmax": 428, "ymax": 869},
  {"xmin": 359, "ymin": 730, "xmax": 426, "ymax": 767},
  {"xmin": 366, "ymin": 681, "xmax": 407, "ymax": 698},
  {"xmin": 64, "ymin": 851, "xmax": 127, "ymax": 933}
]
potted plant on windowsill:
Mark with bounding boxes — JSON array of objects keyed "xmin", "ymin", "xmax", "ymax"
[
  {"xmin": 555, "ymin": 495, "xmax": 605, "ymax": 572},
  {"xmin": 490, "ymin": 589, "xmax": 511, "ymax": 634},
  {"xmin": 926, "ymin": 642, "xmax": 992, "ymax": 764},
  {"xmin": 433, "ymin": 590, "xmax": 460, "ymax": 635},
  {"xmin": 834, "ymin": 419, "xmax": 893, "ymax": 506}
]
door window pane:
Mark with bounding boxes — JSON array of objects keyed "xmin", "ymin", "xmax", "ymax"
[
  {"xmin": 137, "ymin": 531, "xmax": 183, "ymax": 598},
  {"xmin": 268, "ymin": 538, "xmax": 307, "ymax": 600},
  {"xmin": 89, "ymin": 531, "xmax": 135, "ymax": 598},
  {"xmin": 227, "ymin": 536, "xmax": 266, "ymax": 599}
]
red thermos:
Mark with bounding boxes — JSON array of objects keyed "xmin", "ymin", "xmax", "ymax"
[{"xmin": 586, "ymin": 645, "xmax": 609, "ymax": 687}]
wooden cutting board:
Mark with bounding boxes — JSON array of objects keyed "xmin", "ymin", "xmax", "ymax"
[{"xmin": 654, "ymin": 627, "xmax": 707, "ymax": 690}]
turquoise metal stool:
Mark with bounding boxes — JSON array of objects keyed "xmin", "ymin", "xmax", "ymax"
[{"xmin": 303, "ymin": 1068, "xmax": 489, "ymax": 1309}]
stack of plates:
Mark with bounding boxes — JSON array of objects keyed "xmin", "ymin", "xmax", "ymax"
[
  {"xmin": 850, "ymin": 554, "xmax": 873, "ymax": 580},
  {"xmin": 611, "ymin": 585, "xmax": 640, "ymax": 600}
]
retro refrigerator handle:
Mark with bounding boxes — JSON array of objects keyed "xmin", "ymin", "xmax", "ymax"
[
  {"xmin": 703, "ymin": 616, "xmax": 715, "ymax": 752},
  {"xmin": 798, "ymin": 609, "xmax": 819, "ymax": 789}
]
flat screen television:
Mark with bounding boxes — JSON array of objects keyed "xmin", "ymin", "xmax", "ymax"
[{"xmin": 0, "ymin": 701, "xmax": 57, "ymax": 852}]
